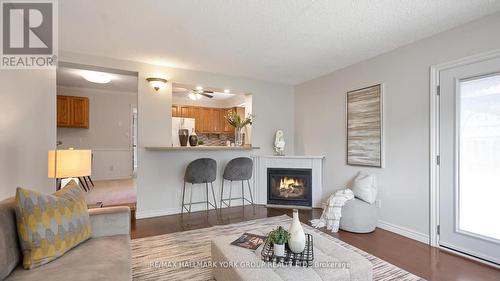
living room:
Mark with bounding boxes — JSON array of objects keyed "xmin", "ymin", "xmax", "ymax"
[{"xmin": 1, "ymin": 1, "xmax": 500, "ymax": 281}]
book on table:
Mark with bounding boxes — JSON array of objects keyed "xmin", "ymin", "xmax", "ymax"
[{"xmin": 230, "ymin": 233, "xmax": 267, "ymax": 250}]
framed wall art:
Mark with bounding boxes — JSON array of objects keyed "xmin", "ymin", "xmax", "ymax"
[{"xmin": 346, "ymin": 84, "xmax": 383, "ymax": 167}]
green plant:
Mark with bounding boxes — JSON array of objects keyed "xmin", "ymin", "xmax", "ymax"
[
  {"xmin": 268, "ymin": 226, "xmax": 290, "ymax": 245},
  {"xmin": 224, "ymin": 110, "xmax": 254, "ymax": 129},
  {"xmin": 198, "ymin": 140, "xmax": 205, "ymax": 145}
]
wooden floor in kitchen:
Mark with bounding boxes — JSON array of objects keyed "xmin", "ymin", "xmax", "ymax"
[{"xmin": 131, "ymin": 205, "xmax": 500, "ymax": 281}]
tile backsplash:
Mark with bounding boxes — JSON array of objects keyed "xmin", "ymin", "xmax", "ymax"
[{"xmin": 197, "ymin": 133, "xmax": 236, "ymax": 146}]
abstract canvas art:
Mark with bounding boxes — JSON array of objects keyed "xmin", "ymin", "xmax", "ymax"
[{"xmin": 346, "ymin": 84, "xmax": 383, "ymax": 167}]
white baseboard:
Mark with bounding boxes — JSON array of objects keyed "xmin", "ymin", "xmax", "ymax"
[
  {"xmin": 377, "ymin": 220, "xmax": 429, "ymax": 244},
  {"xmin": 92, "ymin": 175, "xmax": 133, "ymax": 181}
]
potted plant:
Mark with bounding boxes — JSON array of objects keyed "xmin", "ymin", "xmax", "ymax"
[
  {"xmin": 224, "ymin": 110, "xmax": 254, "ymax": 146},
  {"xmin": 269, "ymin": 226, "xmax": 290, "ymax": 257}
]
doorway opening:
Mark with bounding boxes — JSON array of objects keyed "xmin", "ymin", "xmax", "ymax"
[{"xmin": 56, "ymin": 62, "xmax": 139, "ymax": 211}]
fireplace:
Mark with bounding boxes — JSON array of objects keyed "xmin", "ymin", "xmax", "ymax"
[{"xmin": 267, "ymin": 168, "xmax": 312, "ymax": 207}]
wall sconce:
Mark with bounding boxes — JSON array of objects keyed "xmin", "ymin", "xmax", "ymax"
[{"xmin": 146, "ymin": 77, "xmax": 168, "ymax": 91}]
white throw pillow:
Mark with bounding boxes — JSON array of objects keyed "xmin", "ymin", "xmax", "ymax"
[{"xmin": 351, "ymin": 172, "xmax": 377, "ymax": 204}]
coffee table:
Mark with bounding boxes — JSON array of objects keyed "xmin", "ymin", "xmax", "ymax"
[{"xmin": 211, "ymin": 230, "xmax": 372, "ymax": 281}]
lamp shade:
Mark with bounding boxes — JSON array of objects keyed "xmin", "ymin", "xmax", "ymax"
[{"xmin": 48, "ymin": 149, "xmax": 92, "ymax": 178}]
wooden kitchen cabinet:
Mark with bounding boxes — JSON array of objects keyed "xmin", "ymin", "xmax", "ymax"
[
  {"xmin": 199, "ymin": 107, "xmax": 212, "ymax": 132},
  {"xmin": 57, "ymin": 96, "xmax": 71, "ymax": 127},
  {"xmin": 172, "ymin": 105, "xmax": 179, "ymax": 117},
  {"xmin": 171, "ymin": 104, "xmax": 242, "ymax": 134},
  {"xmin": 193, "ymin": 107, "xmax": 202, "ymax": 132},
  {"xmin": 211, "ymin": 109, "xmax": 221, "ymax": 132},
  {"xmin": 57, "ymin": 95, "xmax": 89, "ymax": 128},
  {"xmin": 180, "ymin": 106, "xmax": 194, "ymax": 118}
]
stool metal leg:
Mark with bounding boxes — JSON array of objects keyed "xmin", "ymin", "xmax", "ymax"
[
  {"xmin": 210, "ymin": 182, "xmax": 218, "ymax": 210},
  {"xmin": 247, "ymin": 180, "xmax": 254, "ymax": 205},
  {"xmin": 241, "ymin": 181, "xmax": 245, "ymax": 207},
  {"xmin": 220, "ymin": 179, "xmax": 225, "ymax": 208},
  {"xmin": 181, "ymin": 182, "xmax": 186, "ymax": 214},
  {"xmin": 189, "ymin": 183, "xmax": 193, "ymax": 213},
  {"xmin": 228, "ymin": 181, "xmax": 232, "ymax": 207},
  {"xmin": 205, "ymin": 182, "xmax": 209, "ymax": 211}
]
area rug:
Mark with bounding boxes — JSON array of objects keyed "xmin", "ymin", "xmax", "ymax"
[{"xmin": 132, "ymin": 215, "xmax": 424, "ymax": 280}]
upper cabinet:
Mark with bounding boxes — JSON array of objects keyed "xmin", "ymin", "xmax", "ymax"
[
  {"xmin": 57, "ymin": 95, "xmax": 89, "ymax": 128},
  {"xmin": 57, "ymin": 96, "xmax": 71, "ymax": 127},
  {"xmin": 172, "ymin": 105, "xmax": 179, "ymax": 117},
  {"xmin": 172, "ymin": 105, "xmax": 245, "ymax": 134}
]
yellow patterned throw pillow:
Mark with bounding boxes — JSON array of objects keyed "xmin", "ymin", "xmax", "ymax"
[{"xmin": 15, "ymin": 180, "xmax": 92, "ymax": 269}]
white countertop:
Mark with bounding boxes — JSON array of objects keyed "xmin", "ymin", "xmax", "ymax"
[{"xmin": 145, "ymin": 145, "xmax": 260, "ymax": 151}]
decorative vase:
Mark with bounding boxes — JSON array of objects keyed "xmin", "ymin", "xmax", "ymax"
[
  {"xmin": 288, "ymin": 209, "xmax": 306, "ymax": 253},
  {"xmin": 273, "ymin": 243, "xmax": 285, "ymax": 257},
  {"xmin": 178, "ymin": 129, "xmax": 189, "ymax": 146},
  {"xmin": 188, "ymin": 129, "xmax": 198, "ymax": 146},
  {"xmin": 235, "ymin": 127, "xmax": 244, "ymax": 146}
]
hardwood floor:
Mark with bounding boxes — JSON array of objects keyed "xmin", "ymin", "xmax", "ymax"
[{"xmin": 132, "ymin": 205, "xmax": 500, "ymax": 281}]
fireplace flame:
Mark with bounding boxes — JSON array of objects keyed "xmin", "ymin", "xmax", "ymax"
[{"xmin": 279, "ymin": 177, "xmax": 304, "ymax": 191}]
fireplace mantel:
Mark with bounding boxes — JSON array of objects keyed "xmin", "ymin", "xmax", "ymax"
[{"xmin": 253, "ymin": 155, "xmax": 324, "ymax": 208}]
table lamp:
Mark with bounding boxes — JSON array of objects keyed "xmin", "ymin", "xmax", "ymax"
[{"xmin": 48, "ymin": 148, "xmax": 92, "ymax": 190}]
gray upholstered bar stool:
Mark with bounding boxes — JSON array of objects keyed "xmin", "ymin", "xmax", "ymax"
[
  {"xmin": 181, "ymin": 158, "xmax": 218, "ymax": 214},
  {"xmin": 220, "ymin": 157, "xmax": 254, "ymax": 208}
]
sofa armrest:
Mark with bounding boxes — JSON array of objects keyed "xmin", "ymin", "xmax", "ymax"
[{"xmin": 89, "ymin": 206, "xmax": 130, "ymax": 238}]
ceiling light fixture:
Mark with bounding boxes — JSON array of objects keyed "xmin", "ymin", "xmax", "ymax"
[
  {"xmin": 224, "ymin": 89, "xmax": 230, "ymax": 94},
  {"xmin": 188, "ymin": 92, "xmax": 197, "ymax": 100},
  {"xmin": 195, "ymin": 86, "xmax": 203, "ymax": 91},
  {"xmin": 146, "ymin": 77, "xmax": 168, "ymax": 91},
  {"xmin": 188, "ymin": 91, "xmax": 203, "ymax": 100},
  {"xmin": 81, "ymin": 71, "xmax": 112, "ymax": 84}
]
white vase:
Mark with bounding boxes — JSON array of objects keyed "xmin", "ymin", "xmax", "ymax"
[
  {"xmin": 273, "ymin": 243, "xmax": 285, "ymax": 257},
  {"xmin": 288, "ymin": 209, "xmax": 306, "ymax": 253}
]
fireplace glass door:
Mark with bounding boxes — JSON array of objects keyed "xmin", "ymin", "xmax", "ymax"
[{"xmin": 267, "ymin": 168, "xmax": 312, "ymax": 207}]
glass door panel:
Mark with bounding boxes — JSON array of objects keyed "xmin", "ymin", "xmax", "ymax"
[{"xmin": 459, "ymin": 74, "xmax": 500, "ymax": 242}]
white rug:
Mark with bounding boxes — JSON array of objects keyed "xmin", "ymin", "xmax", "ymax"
[{"xmin": 131, "ymin": 215, "xmax": 425, "ymax": 281}]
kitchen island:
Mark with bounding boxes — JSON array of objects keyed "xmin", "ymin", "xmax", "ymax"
[{"xmin": 137, "ymin": 144, "xmax": 262, "ymax": 219}]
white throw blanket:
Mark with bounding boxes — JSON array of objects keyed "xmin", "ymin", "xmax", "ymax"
[{"xmin": 310, "ymin": 189, "xmax": 354, "ymax": 232}]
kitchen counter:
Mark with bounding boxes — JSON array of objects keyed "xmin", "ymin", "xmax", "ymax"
[{"xmin": 145, "ymin": 145, "xmax": 260, "ymax": 151}]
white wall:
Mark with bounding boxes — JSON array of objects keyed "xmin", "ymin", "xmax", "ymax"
[
  {"xmin": 59, "ymin": 51, "xmax": 295, "ymax": 217},
  {"xmin": 172, "ymin": 93, "xmax": 246, "ymax": 108},
  {"xmin": 294, "ymin": 12, "xmax": 500, "ymax": 239},
  {"xmin": 0, "ymin": 70, "xmax": 56, "ymax": 200},
  {"xmin": 57, "ymin": 86, "xmax": 137, "ymax": 180}
]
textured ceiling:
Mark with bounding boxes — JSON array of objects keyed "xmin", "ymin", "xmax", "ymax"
[{"xmin": 59, "ymin": 0, "xmax": 500, "ymax": 85}]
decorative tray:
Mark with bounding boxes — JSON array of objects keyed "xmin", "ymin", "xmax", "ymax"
[{"xmin": 260, "ymin": 233, "xmax": 314, "ymax": 267}]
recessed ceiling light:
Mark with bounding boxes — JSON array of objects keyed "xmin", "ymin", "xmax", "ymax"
[
  {"xmin": 196, "ymin": 86, "xmax": 203, "ymax": 91},
  {"xmin": 224, "ymin": 89, "xmax": 230, "ymax": 94},
  {"xmin": 81, "ymin": 71, "xmax": 112, "ymax": 84}
]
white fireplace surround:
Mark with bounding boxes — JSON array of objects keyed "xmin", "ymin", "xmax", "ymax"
[{"xmin": 253, "ymin": 155, "xmax": 325, "ymax": 208}]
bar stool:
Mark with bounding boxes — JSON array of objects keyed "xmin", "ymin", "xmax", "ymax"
[
  {"xmin": 181, "ymin": 158, "xmax": 218, "ymax": 214},
  {"xmin": 220, "ymin": 157, "xmax": 254, "ymax": 208}
]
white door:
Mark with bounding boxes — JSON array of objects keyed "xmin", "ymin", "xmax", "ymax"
[{"xmin": 439, "ymin": 56, "xmax": 500, "ymax": 265}]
